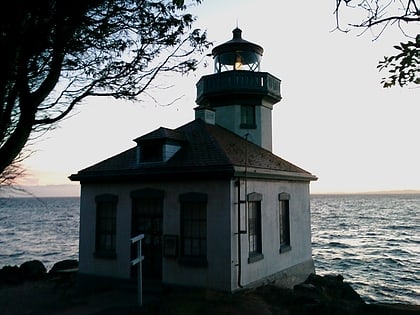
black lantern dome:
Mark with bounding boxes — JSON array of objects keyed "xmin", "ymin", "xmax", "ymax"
[
  {"xmin": 196, "ymin": 28, "xmax": 281, "ymax": 107},
  {"xmin": 212, "ymin": 28, "xmax": 263, "ymax": 72}
]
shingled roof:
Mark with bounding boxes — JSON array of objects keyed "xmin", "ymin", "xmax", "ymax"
[
  {"xmin": 134, "ymin": 127, "xmax": 186, "ymax": 143},
  {"xmin": 69, "ymin": 119, "xmax": 317, "ymax": 182}
]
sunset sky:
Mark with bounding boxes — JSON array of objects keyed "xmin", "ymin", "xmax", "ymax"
[{"xmin": 18, "ymin": 1, "xmax": 420, "ymax": 195}]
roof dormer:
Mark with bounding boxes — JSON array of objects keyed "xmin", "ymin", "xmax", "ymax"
[{"xmin": 134, "ymin": 127, "xmax": 185, "ymax": 164}]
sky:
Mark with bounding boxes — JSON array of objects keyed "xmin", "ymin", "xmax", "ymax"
[{"xmin": 17, "ymin": 1, "xmax": 420, "ymax": 195}]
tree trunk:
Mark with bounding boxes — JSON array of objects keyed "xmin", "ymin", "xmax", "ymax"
[{"xmin": 0, "ymin": 105, "xmax": 35, "ymax": 177}]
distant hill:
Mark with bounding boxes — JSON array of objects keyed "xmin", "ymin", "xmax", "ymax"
[
  {"xmin": 361, "ymin": 189, "xmax": 420, "ymax": 195},
  {"xmin": 0, "ymin": 184, "xmax": 80, "ymax": 198}
]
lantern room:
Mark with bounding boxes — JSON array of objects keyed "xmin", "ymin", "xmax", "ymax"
[
  {"xmin": 195, "ymin": 27, "xmax": 282, "ymax": 151},
  {"xmin": 212, "ymin": 28, "xmax": 263, "ymax": 72}
]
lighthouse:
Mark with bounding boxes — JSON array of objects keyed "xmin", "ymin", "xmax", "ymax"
[
  {"xmin": 71, "ymin": 27, "xmax": 317, "ymax": 293},
  {"xmin": 195, "ymin": 28, "xmax": 282, "ymax": 151}
]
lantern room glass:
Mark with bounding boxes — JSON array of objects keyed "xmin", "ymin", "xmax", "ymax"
[{"xmin": 214, "ymin": 51, "xmax": 261, "ymax": 73}]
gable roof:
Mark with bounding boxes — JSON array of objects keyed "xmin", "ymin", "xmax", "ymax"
[{"xmin": 69, "ymin": 119, "xmax": 317, "ymax": 183}]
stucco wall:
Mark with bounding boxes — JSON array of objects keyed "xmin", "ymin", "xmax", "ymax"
[
  {"xmin": 230, "ymin": 178, "xmax": 313, "ymax": 290},
  {"xmin": 214, "ymin": 104, "xmax": 272, "ymax": 151},
  {"xmin": 159, "ymin": 180, "xmax": 232, "ymax": 291},
  {"xmin": 78, "ymin": 179, "xmax": 233, "ymax": 291},
  {"xmin": 79, "ymin": 184, "xmax": 133, "ymax": 279},
  {"xmin": 78, "ymin": 176, "xmax": 313, "ymax": 292}
]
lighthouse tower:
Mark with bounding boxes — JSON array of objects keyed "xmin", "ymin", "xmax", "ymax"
[{"xmin": 195, "ymin": 28, "xmax": 282, "ymax": 151}]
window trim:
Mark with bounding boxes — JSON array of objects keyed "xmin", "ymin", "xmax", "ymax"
[
  {"xmin": 247, "ymin": 192, "xmax": 264, "ymax": 263},
  {"xmin": 94, "ymin": 194, "xmax": 118, "ymax": 259},
  {"xmin": 278, "ymin": 192, "xmax": 291, "ymax": 254}
]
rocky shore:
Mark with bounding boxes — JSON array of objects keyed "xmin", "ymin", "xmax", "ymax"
[
  {"xmin": 1, "ymin": 260, "xmax": 419, "ymax": 315},
  {"xmin": 0, "ymin": 259, "xmax": 79, "ymax": 285}
]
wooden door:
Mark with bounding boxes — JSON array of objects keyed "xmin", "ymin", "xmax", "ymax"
[{"xmin": 131, "ymin": 198, "xmax": 163, "ymax": 279}]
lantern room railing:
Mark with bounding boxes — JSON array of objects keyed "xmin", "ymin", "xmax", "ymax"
[{"xmin": 196, "ymin": 71, "xmax": 281, "ymax": 105}]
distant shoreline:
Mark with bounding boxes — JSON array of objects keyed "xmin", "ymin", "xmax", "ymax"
[{"xmin": 312, "ymin": 190, "xmax": 420, "ymax": 196}]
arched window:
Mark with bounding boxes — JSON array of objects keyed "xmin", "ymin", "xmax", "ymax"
[{"xmin": 95, "ymin": 194, "xmax": 118, "ymax": 258}]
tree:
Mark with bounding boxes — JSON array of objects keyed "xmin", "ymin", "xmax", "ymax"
[
  {"xmin": 334, "ymin": 0, "xmax": 419, "ymax": 88},
  {"xmin": 0, "ymin": 0, "xmax": 210, "ymax": 183}
]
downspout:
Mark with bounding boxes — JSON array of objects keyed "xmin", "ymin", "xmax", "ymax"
[
  {"xmin": 236, "ymin": 178, "xmax": 243, "ymax": 288},
  {"xmin": 236, "ymin": 133, "xmax": 250, "ymax": 289}
]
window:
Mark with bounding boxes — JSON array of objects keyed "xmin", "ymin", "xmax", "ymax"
[
  {"xmin": 95, "ymin": 194, "xmax": 118, "ymax": 258},
  {"xmin": 140, "ymin": 143, "xmax": 163, "ymax": 162},
  {"xmin": 279, "ymin": 193, "xmax": 291, "ymax": 253},
  {"xmin": 240, "ymin": 105, "xmax": 256, "ymax": 129},
  {"xmin": 179, "ymin": 193, "xmax": 207, "ymax": 266},
  {"xmin": 247, "ymin": 192, "xmax": 263, "ymax": 263}
]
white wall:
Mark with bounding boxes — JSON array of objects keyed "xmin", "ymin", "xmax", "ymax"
[
  {"xmin": 159, "ymin": 180, "xmax": 232, "ymax": 290},
  {"xmin": 78, "ymin": 176, "xmax": 313, "ymax": 291},
  {"xmin": 79, "ymin": 184, "xmax": 133, "ymax": 279},
  {"xmin": 78, "ymin": 179, "xmax": 233, "ymax": 290},
  {"xmin": 230, "ymin": 178, "xmax": 313, "ymax": 290},
  {"xmin": 213, "ymin": 104, "xmax": 273, "ymax": 151}
]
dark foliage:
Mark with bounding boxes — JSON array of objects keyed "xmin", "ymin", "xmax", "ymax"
[
  {"xmin": 378, "ymin": 35, "xmax": 420, "ymax": 87},
  {"xmin": 335, "ymin": 0, "xmax": 419, "ymax": 88},
  {"xmin": 0, "ymin": 0, "xmax": 210, "ymax": 181}
]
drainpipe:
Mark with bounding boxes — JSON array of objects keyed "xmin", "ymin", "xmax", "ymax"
[
  {"xmin": 235, "ymin": 178, "xmax": 243, "ymax": 288},
  {"xmin": 236, "ymin": 133, "xmax": 250, "ymax": 289},
  {"xmin": 235, "ymin": 134, "xmax": 251, "ymax": 288}
]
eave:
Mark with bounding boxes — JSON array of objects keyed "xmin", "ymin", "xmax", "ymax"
[
  {"xmin": 233, "ymin": 166, "xmax": 318, "ymax": 182},
  {"xmin": 69, "ymin": 165, "xmax": 235, "ymax": 184}
]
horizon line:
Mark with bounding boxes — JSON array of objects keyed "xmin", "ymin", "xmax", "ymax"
[{"xmin": 2, "ymin": 184, "xmax": 420, "ymax": 198}]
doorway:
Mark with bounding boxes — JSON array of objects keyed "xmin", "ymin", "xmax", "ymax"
[{"xmin": 131, "ymin": 195, "xmax": 163, "ymax": 280}]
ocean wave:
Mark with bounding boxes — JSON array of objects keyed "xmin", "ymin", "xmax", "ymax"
[{"xmin": 311, "ymin": 194, "xmax": 420, "ymax": 305}]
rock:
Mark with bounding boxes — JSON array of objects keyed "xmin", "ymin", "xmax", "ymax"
[
  {"xmin": 49, "ymin": 259, "xmax": 78, "ymax": 275},
  {"xmin": 293, "ymin": 273, "xmax": 366, "ymax": 315},
  {"xmin": 20, "ymin": 260, "xmax": 47, "ymax": 280},
  {"xmin": 302, "ymin": 273, "xmax": 364, "ymax": 304},
  {"xmin": 293, "ymin": 282, "xmax": 322, "ymax": 305},
  {"xmin": 0, "ymin": 265, "xmax": 23, "ymax": 285}
]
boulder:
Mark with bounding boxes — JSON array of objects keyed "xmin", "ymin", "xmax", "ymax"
[
  {"xmin": 49, "ymin": 259, "xmax": 78, "ymax": 275},
  {"xmin": 302, "ymin": 273, "xmax": 365, "ymax": 304},
  {"xmin": 20, "ymin": 260, "xmax": 47, "ymax": 280},
  {"xmin": 0, "ymin": 265, "xmax": 23, "ymax": 285},
  {"xmin": 294, "ymin": 273, "xmax": 366, "ymax": 315}
]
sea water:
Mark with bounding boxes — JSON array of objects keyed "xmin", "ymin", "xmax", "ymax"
[
  {"xmin": 0, "ymin": 194, "xmax": 419, "ymax": 305},
  {"xmin": 311, "ymin": 194, "xmax": 420, "ymax": 305},
  {"xmin": 0, "ymin": 197, "xmax": 80, "ymax": 270}
]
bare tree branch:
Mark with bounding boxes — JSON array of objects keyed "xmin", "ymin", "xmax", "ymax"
[
  {"xmin": 334, "ymin": 0, "xmax": 419, "ymax": 88},
  {"xmin": 0, "ymin": 0, "xmax": 210, "ymax": 182}
]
